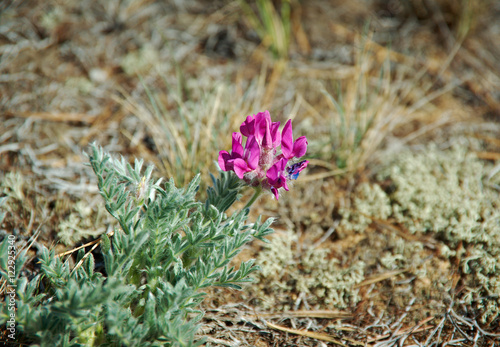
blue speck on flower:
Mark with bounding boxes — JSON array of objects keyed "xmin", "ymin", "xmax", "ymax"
[{"xmin": 287, "ymin": 160, "xmax": 309, "ymax": 180}]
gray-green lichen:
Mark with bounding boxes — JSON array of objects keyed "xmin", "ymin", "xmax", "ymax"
[
  {"xmin": 340, "ymin": 182, "xmax": 392, "ymax": 231},
  {"xmin": 381, "ymin": 144, "xmax": 500, "ymax": 244},
  {"xmin": 379, "ymin": 142, "xmax": 500, "ymax": 323},
  {"xmin": 253, "ymin": 140, "xmax": 499, "ymax": 322},
  {"xmin": 255, "ymin": 231, "xmax": 364, "ymax": 310},
  {"xmin": 57, "ymin": 200, "xmax": 108, "ymax": 245}
]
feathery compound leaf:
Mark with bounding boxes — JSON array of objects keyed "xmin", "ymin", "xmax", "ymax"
[
  {"xmin": 205, "ymin": 171, "xmax": 242, "ymax": 212},
  {"xmin": 100, "ymin": 233, "xmax": 111, "ymax": 254}
]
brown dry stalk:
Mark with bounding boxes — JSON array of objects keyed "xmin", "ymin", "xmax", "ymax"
[
  {"xmin": 55, "ymin": 230, "xmax": 114, "ymax": 259},
  {"xmin": 34, "ymin": 231, "xmax": 116, "ymax": 276},
  {"xmin": 69, "ymin": 240, "xmax": 100, "ymax": 276},
  {"xmin": 366, "ymin": 316, "xmax": 435, "ymax": 343},
  {"xmin": 265, "ymin": 321, "xmax": 354, "ymax": 346},
  {"xmin": 354, "ymin": 269, "xmax": 407, "ymax": 288},
  {"xmin": 471, "ymin": 134, "xmax": 500, "ymax": 148},
  {"xmin": 475, "ymin": 152, "xmax": 500, "ymax": 161},
  {"xmin": 6, "ymin": 111, "xmax": 97, "ymax": 124},
  {"xmin": 250, "ymin": 310, "xmax": 352, "ymax": 320}
]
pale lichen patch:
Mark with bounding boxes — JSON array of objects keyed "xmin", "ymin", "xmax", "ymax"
[{"xmin": 254, "ymin": 231, "xmax": 364, "ymax": 310}]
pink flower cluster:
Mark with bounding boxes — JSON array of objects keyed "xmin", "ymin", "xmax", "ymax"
[{"xmin": 218, "ymin": 111, "xmax": 308, "ymax": 199}]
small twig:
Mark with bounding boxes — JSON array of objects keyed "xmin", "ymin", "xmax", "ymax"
[
  {"xmin": 447, "ymin": 309, "xmax": 473, "ymax": 341},
  {"xmin": 442, "ymin": 338, "xmax": 466, "ymax": 347},
  {"xmin": 6, "ymin": 111, "xmax": 98, "ymax": 124},
  {"xmin": 70, "ymin": 241, "xmax": 100, "ymax": 276},
  {"xmin": 354, "ymin": 269, "xmax": 408, "ymax": 288},
  {"xmin": 368, "ymin": 316, "xmax": 435, "ymax": 344},
  {"xmin": 424, "ymin": 316, "xmax": 446, "ymax": 346},
  {"xmin": 56, "ymin": 230, "xmax": 115, "ymax": 259},
  {"xmin": 250, "ymin": 310, "xmax": 352, "ymax": 320},
  {"xmin": 390, "ymin": 297, "xmax": 416, "ymax": 330},
  {"xmin": 265, "ymin": 321, "xmax": 351, "ymax": 346},
  {"xmin": 312, "ymin": 221, "xmax": 339, "ymax": 249},
  {"xmin": 36, "ymin": 230, "xmax": 115, "ymax": 269}
]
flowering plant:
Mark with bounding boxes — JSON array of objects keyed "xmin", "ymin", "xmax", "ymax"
[
  {"xmin": 2, "ymin": 113, "xmax": 306, "ymax": 346},
  {"xmin": 218, "ymin": 111, "xmax": 308, "ymax": 201}
]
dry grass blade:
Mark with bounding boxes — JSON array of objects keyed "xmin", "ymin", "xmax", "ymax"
[
  {"xmin": 354, "ymin": 269, "xmax": 407, "ymax": 288},
  {"xmin": 373, "ymin": 219, "xmax": 438, "ymax": 249},
  {"xmin": 114, "ymin": 82, "xmax": 224, "ymax": 187},
  {"xmin": 367, "ymin": 316, "xmax": 435, "ymax": 345},
  {"xmin": 6, "ymin": 111, "xmax": 97, "ymax": 124},
  {"xmin": 448, "ymin": 306, "xmax": 500, "ymax": 339},
  {"xmin": 307, "ymin": 22, "xmax": 466, "ymax": 175},
  {"xmin": 286, "ymin": 310, "xmax": 352, "ymax": 320},
  {"xmin": 262, "ymin": 58, "xmax": 286, "ymax": 106},
  {"xmin": 33, "ymin": 230, "xmax": 114, "ymax": 276},
  {"xmin": 416, "ymin": 299, "xmax": 500, "ymax": 346},
  {"xmin": 265, "ymin": 321, "xmax": 351, "ymax": 346},
  {"xmin": 69, "ymin": 240, "xmax": 100, "ymax": 276},
  {"xmin": 475, "ymin": 152, "xmax": 500, "ymax": 161},
  {"xmin": 55, "ymin": 230, "xmax": 114, "ymax": 259},
  {"xmin": 299, "ymin": 169, "xmax": 348, "ymax": 182},
  {"xmin": 251, "ymin": 310, "xmax": 352, "ymax": 320},
  {"xmin": 472, "ymin": 134, "xmax": 500, "ymax": 148}
]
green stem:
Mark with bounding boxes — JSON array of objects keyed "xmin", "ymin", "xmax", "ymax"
[{"xmin": 243, "ymin": 187, "xmax": 262, "ymax": 210}]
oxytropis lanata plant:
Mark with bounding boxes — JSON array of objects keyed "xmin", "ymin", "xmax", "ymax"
[{"xmin": 0, "ymin": 111, "xmax": 307, "ymax": 347}]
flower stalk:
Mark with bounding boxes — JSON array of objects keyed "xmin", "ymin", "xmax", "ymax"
[{"xmin": 244, "ymin": 186, "xmax": 263, "ymax": 210}]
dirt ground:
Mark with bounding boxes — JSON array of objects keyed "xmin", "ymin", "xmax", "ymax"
[{"xmin": 1, "ymin": 0, "xmax": 500, "ymax": 345}]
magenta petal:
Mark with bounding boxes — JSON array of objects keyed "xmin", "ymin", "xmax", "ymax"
[
  {"xmin": 254, "ymin": 118, "xmax": 267, "ymax": 143},
  {"xmin": 233, "ymin": 158, "xmax": 249, "ymax": 179},
  {"xmin": 271, "ymin": 122, "xmax": 281, "ymax": 148},
  {"xmin": 282, "ymin": 176, "xmax": 289, "ymax": 191},
  {"xmin": 277, "ymin": 157, "xmax": 288, "ymax": 171},
  {"xmin": 266, "ymin": 158, "xmax": 287, "ymax": 183},
  {"xmin": 246, "ymin": 136, "xmax": 260, "ymax": 169},
  {"xmin": 266, "ymin": 163, "xmax": 279, "ymax": 182},
  {"xmin": 292, "ymin": 136, "xmax": 308, "ymax": 158},
  {"xmin": 255, "ymin": 111, "xmax": 271, "ymax": 125},
  {"xmin": 261, "ymin": 118, "xmax": 272, "ymax": 150},
  {"xmin": 231, "ymin": 132, "xmax": 244, "ymax": 157},
  {"xmin": 218, "ymin": 151, "xmax": 231, "ymax": 171},
  {"xmin": 281, "ymin": 119, "xmax": 293, "ymax": 158},
  {"xmin": 254, "ymin": 111, "xmax": 272, "ymax": 143},
  {"xmin": 240, "ymin": 116, "xmax": 255, "ymax": 137},
  {"xmin": 271, "ymin": 187, "xmax": 280, "ymax": 200}
]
